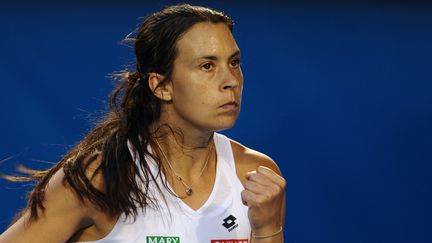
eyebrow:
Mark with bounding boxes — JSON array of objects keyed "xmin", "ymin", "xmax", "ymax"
[{"xmin": 197, "ymin": 50, "xmax": 241, "ymax": 61}]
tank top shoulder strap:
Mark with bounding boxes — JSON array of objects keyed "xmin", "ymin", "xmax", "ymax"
[{"xmin": 214, "ymin": 132, "xmax": 237, "ymax": 173}]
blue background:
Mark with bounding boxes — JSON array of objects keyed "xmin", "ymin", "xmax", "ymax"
[{"xmin": 1, "ymin": 1, "xmax": 431, "ymax": 242}]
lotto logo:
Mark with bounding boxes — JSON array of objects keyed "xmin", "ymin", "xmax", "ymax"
[
  {"xmin": 211, "ymin": 240, "xmax": 248, "ymax": 243},
  {"xmin": 222, "ymin": 215, "xmax": 239, "ymax": 232},
  {"xmin": 222, "ymin": 215, "xmax": 237, "ymax": 229}
]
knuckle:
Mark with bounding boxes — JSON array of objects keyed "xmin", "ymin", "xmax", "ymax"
[
  {"xmin": 256, "ymin": 196, "xmax": 265, "ymax": 204},
  {"xmin": 244, "ymin": 181, "xmax": 253, "ymax": 190},
  {"xmin": 265, "ymin": 191, "xmax": 273, "ymax": 200},
  {"xmin": 272, "ymin": 184, "xmax": 282, "ymax": 194},
  {"xmin": 248, "ymin": 173, "xmax": 257, "ymax": 181},
  {"xmin": 280, "ymin": 178, "xmax": 287, "ymax": 189}
]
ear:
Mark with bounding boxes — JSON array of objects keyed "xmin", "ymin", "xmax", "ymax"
[{"xmin": 147, "ymin": 72, "xmax": 172, "ymax": 101}]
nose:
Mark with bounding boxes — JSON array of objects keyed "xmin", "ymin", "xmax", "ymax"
[{"xmin": 221, "ymin": 67, "xmax": 241, "ymax": 91}]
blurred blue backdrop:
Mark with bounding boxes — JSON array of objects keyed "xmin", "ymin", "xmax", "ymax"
[{"xmin": 1, "ymin": 1, "xmax": 431, "ymax": 242}]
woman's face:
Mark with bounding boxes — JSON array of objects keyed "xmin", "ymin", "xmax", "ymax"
[{"xmin": 165, "ymin": 22, "xmax": 243, "ymax": 132}]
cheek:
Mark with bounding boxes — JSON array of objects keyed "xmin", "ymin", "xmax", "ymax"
[
  {"xmin": 174, "ymin": 83, "xmax": 210, "ymax": 105},
  {"xmin": 174, "ymin": 73, "xmax": 216, "ymax": 105},
  {"xmin": 172, "ymin": 84, "xmax": 216, "ymax": 121}
]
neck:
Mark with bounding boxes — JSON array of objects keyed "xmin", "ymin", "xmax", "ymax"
[
  {"xmin": 151, "ymin": 123, "xmax": 214, "ymax": 149},
  {"xmin": 150, "ymin": 122, "xmax": 215, "ymax": 178}
]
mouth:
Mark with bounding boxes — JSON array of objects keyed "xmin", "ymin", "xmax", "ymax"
[
  {"xmin": 218, "ymin": 101, "xmax": 240, "ymax": 115},
  {"xmin": 219, "ymin": 101, "xmax": 239, "ymax": 108}
]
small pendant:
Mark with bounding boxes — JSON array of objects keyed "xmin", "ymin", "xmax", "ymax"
[{"xmin": 186, "ymin": 187, "xmax": 193, "ymax": 196}]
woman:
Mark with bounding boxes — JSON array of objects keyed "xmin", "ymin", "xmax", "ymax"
[{"xmin": 0, "ymin": 4, "xmax": 286, "ymax": 243}]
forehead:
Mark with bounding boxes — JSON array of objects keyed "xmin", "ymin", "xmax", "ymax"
[{"xmin": 175, "ymin": 22, "xmax": 239, "ymax": 61}]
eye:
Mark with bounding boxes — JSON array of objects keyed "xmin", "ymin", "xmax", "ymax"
[
  {"xmin": 230, "ymin": 58, "xmax": 241, "ymax": 68},
  {"xmin": 200, "ymin": 62, "xmax": 214, "ymax": 72}
]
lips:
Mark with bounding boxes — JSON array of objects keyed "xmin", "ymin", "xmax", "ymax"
[
  {"xmin": 219, "ymin": 101, "xmax": 239, "ymax": 108},
  {"xmin": 219, "ymin": 102, "xmax": 240, "ymax": 115}
]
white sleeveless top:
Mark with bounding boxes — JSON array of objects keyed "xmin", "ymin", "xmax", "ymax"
[{"xmin": 76, "ymin": 133, "xmax": 251, "ymax": 243}]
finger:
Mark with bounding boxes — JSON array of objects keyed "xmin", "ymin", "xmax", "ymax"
[
  {"xmin": 243, "ymin": 180, "xmax": 268, "ymax": 194},
  {"xmin": 241, "ymin": 189, "xmax": 256, "ymax": 206},
  {"xmin": 256, "ymin": 166, "xmax": 286, "ymax": 188},
  {"xmin": 246, "ymin": 170, "xmax": 274, "ymax": 187},
  {"xmin": 244, "ymin": 170, "xmax": 256, "ymax": 180},
  {"xmin": 241, "ymin": 189, "xmax": 267, "ymax": 208},
  {"xmin": 244, "ymin": 180, "xmax": 283, "ymax": 202}
]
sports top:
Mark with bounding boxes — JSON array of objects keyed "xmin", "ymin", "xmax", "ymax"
[{"xmin": 75, "ymin": 132, "xmax": 251, "ymax": 243}]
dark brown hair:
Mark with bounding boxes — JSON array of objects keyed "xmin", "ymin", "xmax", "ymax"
[{"xmin": 7, "ymin": 3, "xmax": 234, "ymax": 221}]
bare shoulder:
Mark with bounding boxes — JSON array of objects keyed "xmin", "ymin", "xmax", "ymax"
[
  {"xmin": 0, "ymin": 154, "xmax": 114, "ymax": 243},
  {"xmin": 229, "ymin": 138, "xmax": 283, "ymax": 184},
  {"xmin": 0, "ymin": 167, "xmax": 90, "ymax": 243}
]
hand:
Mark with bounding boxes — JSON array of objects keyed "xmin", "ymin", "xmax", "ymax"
[{"xmin": 241, "ymin": 166, "xmax": 286, "ymax": 233}]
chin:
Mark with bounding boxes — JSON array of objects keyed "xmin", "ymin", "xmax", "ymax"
[
  {"xmin": 196, "ymin": 114, "xmax": 239, "ymax": 132},
  {"xmin": 212, "ymin": 119, "xmax": 238, "ymax": 132}
]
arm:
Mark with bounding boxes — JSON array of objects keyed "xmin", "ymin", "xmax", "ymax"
[
  {"xmin": 0, "ymin": 168, "xmax": 92, "ymax": 243},
  {"xmin": 244, "ymin": 165, "xmax": 286, "ymax": 243},
  {"xmin": 0, "ymin": 153, "xmax": 109, "ymax": 243},
  {"xmin": 231, "ymin": 140, "xmax": 286, "ymax": 243}
]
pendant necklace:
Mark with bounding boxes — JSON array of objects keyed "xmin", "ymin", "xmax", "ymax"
[{"xmin": 154, "ymin": 138, "xmax": 214, "ymax": 197}]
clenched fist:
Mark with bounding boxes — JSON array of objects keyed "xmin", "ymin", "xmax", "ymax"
[{"xmin": 241, "ymin": 165, "xmax": 286, "ymax": 235}]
